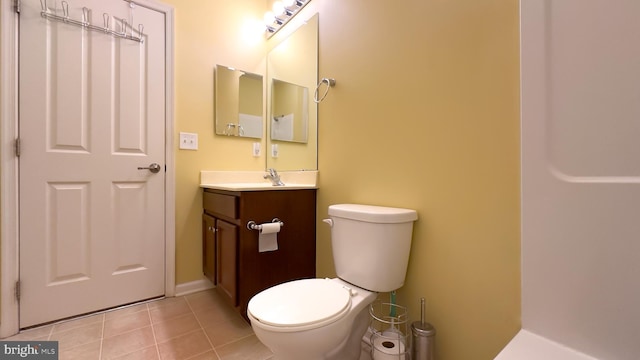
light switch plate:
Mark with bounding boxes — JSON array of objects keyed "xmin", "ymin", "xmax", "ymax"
[
  {"xmin": 179, "ymin": 132, "xmax": 198, "ymax": 150},
  {"xmin": 271, "ymin": 144, "xmax": 279, "ymax": 158},
  {"xmin": 252, "ymin": 142, "xmax": 261, "ymax": 157}
]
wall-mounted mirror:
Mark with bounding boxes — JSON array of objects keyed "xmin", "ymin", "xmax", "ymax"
[
  {"xmin": 214, "ymin": 65, "xmax": 263, "ymax": 138},
  {"xmin": 266, "ymin": 13, "xmax": 318, "ymax": 170}
]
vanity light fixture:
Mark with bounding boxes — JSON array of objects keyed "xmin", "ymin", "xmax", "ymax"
[{"xmin": 264, "ymin": 0, "xmax": 311, "ymax": 37}]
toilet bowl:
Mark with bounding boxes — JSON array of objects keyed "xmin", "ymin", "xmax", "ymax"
[
  {"xmin": 248, "ymin": 278, "xmax": 376, "ymax": 360},
  {"xmin": 247, "ymin": 204, "xmax": 418, "ymax": 360}
]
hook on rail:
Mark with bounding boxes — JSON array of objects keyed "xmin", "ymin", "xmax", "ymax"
[{"xmin": 40, "ymin": 0, "xmax": 144, "ymax": 43}]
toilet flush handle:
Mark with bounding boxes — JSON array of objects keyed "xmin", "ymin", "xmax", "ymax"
[{"xmin": 322, "ymin": 218, "xmax": 333, "ymax": 227}]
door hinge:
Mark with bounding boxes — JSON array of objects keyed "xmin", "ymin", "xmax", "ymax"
[
  {"xmin": 15, "ymin": 281, "xmax": 20, "ymax": 301},
  {"xmin": 15, "ymin": 138, "xmax": 21, "ymax": 157},
  {"xmin": 14, "ymin": 0, "xmax": 21, "ymax": 13}
]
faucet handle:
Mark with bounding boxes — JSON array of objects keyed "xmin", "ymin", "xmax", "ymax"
[{"xmin": 264, "ymin": 168, "xmax": 285, "ymax": 186}]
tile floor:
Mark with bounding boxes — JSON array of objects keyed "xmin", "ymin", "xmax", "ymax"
[{"xmin": 3, "ymin": 289, "xmax": 274, "ymax": 360}]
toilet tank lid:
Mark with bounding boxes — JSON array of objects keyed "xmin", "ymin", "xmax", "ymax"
[{"xmin": 328, "ymin": 204, "xmax": 418, "ymax": 223}]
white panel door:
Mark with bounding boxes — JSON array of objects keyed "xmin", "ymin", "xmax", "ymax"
[
  {"xmin": 522, "ymin": 1, "xmax": 640, "ymax": 359},
  {"xmin": 19, "ymin": 0, "xmax": 166, "ymax": 327}
]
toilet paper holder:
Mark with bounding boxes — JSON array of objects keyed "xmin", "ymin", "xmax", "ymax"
[{"xmin": 247, "ymin": 218, "xmax": 284, "ymax": 231}]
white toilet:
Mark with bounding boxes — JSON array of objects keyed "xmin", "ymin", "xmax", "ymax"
[{"xmin": 247, "ymin": 203, "xmax": 418, "ymax": 360}]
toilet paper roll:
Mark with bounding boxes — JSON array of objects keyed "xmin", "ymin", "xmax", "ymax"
[
  {"xmin": 258, "ymin": 222, "xmax": 281, "ymax": 252},
  {"xmin": 372, "ymin": 336, "xmax": 406, "ymax": 360}
]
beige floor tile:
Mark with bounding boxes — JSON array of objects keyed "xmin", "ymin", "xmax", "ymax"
[
  {"xmin": 153, "ymin": 313, "xmax": 201, "ymax": 343},
  {"xmin": 52, "ymin": 313, "xmax": 105, "ymax": 334},
  {"xmin": 184, "ymin": 290, "xmax": 224, "ymax": 313},
  {"xmin": 53, "ymin": 322, "xmax": 103, "ymax": 351},
  {"xmin": 4, "ymin": 325, "xmax": 53, "ymax": 341},
  {"xmin": 4, "ymin": 334, "xmax": 50, "ymax": 342},
  {"xmin": 3, "ymin": 290, "xmax": 278, "ymax": 360},
  {"xmin": 193, "ymin": 305, "xmax": 239, "ymax": 328},
  {"xmin": 111, "ymin": 345, "xmax": 160, "ymax": 360},
  {"xmin": 58, "ymin": 339, "xmax": 101, "ymax": 360},
  {"xmin": 102, "ymin": 326, "xmax": 156, "ymax": 360},
  {"xmin": 149, "ymin": 298, "xmax": 192, "ymax": 324},
  {"xmin": 185, "ymin": 350, "xmax": 220, "ymax": 360},
  {"xmin": 157, "ymin": 330, "xmax": 213, "ymax": 360},
  {"xmin": 103, "ymin": 310, "xmax": 151, "ymax": 338},
  {"xmin": 202, "ymin": 316, "xmax": 253, "ymax": 347},
  {"xmin": 147, "ymin": 296, "xmax": 186, "ymax": 310},
  {"xmin": 215, "ymin": 335, "xmax": 272, "ymax": 360},
  {"xmin": 105, "ymin": 303, "xmax": 149, "ymax": 321}
]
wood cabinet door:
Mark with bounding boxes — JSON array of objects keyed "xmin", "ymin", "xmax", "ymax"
[
  {"xmin": 202, "ymin": 214, "xmax": 217, "ymax": 284},
  {"xmin": 216, "ymin": 219, "xmax": 238, "ymax": 306}
]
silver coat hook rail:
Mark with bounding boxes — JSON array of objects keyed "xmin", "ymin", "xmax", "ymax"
[
  {"xmin": 40, "ymin": 0, "xmax": 144, "ymax": 43},
  {"xmin": 314, "ymin": 77, "xmax": 336, "ymax": 103},
  {"xmin": 247, "ymin": 218, "xmax": 284, "ymax": 231}
]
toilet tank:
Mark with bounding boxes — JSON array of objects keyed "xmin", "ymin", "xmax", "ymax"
[{"xmin": 327, "ymin": 204, "xmax": 418, "ymax": 292}]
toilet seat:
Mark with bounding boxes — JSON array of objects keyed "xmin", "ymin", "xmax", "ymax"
[{"xmin": 248, "ymin": 278, "xmax": 352, "ymax": 331}]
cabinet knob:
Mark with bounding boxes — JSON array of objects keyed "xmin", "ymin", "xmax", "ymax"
[{"xmin": 208, "ymin": 226, "xmax": 217, "ymax": 233}]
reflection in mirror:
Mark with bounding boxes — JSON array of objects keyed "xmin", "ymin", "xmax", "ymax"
[
  {"xmin": 214, "ymin": 65, "xmax": 263, "ymax": 138},
  {"xmin": 271, "ymin": 79, "xmax": 309, "ymax": 143},
  {"xmin": 266, "ymin": 13, "xmax": 318, "ymax": 170}
]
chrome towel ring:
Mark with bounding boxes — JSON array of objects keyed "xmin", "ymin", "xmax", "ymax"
[{"xmin": 313, "ymin": 78, "xmax": 336, "ymax": 103}]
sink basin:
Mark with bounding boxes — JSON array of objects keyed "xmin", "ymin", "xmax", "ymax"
[{"xmin": 200, "ymin": 171, "xmax": 317, "ymax": 191}]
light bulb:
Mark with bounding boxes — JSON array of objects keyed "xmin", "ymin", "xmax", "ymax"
[
  {"xmin": 283, "ymin": 0, "xmax": 295, "ymax": 7},
  {"xmin": 263, "ymin": 11, "xmax": 275, "ymax": 25},
  {"xmin": 272, "ymin": 1, "xmax": 285, "ymax": 15}
]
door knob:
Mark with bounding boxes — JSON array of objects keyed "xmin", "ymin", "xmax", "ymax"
[{"xmin": 137, "ymin": 163, "xmax": 162, "ymax": 173}]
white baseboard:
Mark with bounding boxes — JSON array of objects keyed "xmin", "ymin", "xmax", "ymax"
[{"xmin": 174, "ymin": 278, "xmax": 214, "ymax": 297}]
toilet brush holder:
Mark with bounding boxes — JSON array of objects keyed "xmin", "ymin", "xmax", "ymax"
[{"xmin": 411, "ymin": 298, "xmax": 435, "ymax": 360}]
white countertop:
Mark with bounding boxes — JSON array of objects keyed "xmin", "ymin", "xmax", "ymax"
[{"xmin": 200, "ymin": 170, "xmax": 318, "ymax": 191}]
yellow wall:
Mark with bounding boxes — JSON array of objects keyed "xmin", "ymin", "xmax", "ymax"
[
  {"xmin": 311, "ymin": 2, "xmax": 521, "ymax": 359},
  {"xmin": 160, "ymin": 0, "xmax": 267, "ymax": 285},
  {"xmin": 215, "ymin": 66, "xmax": 241, "ymax": 133},
  {"xmin": 239, "ymin": 74, "xmax": 263, "ymax": 117}
]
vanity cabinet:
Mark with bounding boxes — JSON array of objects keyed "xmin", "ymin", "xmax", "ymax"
[
  {"xmin": 202, "ymin": 214, "xmax": 216, "ymax": 282},
  {"xmin": 215, "ymin": 219, "xmax": 238, "ymax": 305},
  {"xmin": 202, "ymin": 188, "xmax": 317, "ymax": 319}
]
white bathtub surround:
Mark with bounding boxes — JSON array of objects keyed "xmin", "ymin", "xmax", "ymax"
[
  {"xmin": 238, "ymin": 113, "xmax": 263, "ymax": 138},
  {"xmin": 509, "ymin": 1, "xmax": 640, "ymax": 359},
  {"xmin": 496, "ymin": 330, "xmax": 598, "ymax": 360},
  {"xmin": 271, "ymin": 113, "xmax": 295, "ymax": 141},
  {"xmin": 200, "ymin": 170, "xmax": 318, "ymax": 191}
]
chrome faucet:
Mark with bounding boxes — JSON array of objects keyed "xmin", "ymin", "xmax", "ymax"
[{"xmin": 264, "ymin": 168, "xmax": 285, "ymax": 186}]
